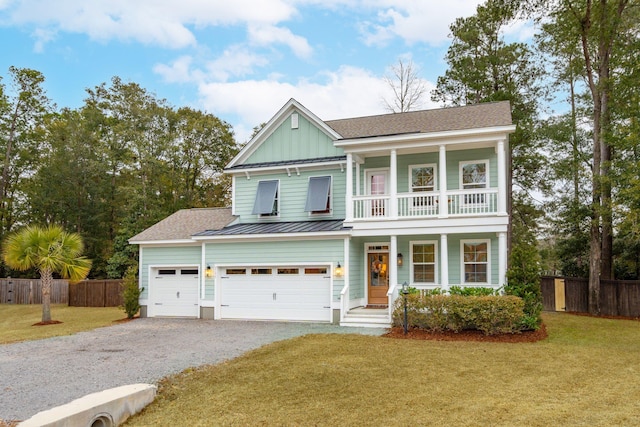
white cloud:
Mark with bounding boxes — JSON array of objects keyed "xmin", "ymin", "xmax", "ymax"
[
  {"xmin": 3, "ymin": 0, "xmax": 298, "ymax": 49},
  {"xmin": 358, "ymin": 0, "xmax": 483, "ymax": 46},
  {"xmin": 198, "ymin": 65, "xmax": 437, "ymax": 143},
  {"xmin": 205, "ymin": 46, "xmax": 270, "ymax": 82},
  {"xmin": 247, "ymin": 24, "xmax": 313, "ymax": 59},
  {"xmin": 153, "ymin": 56, "xmax": 197, "ymax": 83}
]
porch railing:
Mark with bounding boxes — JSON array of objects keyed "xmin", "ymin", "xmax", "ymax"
[{"xmin": 351, "ymin": 189, "xmax": 499, "ymax": 220}]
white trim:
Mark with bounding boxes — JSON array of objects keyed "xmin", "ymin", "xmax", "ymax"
[
  {"xmin": 130, "ymin": 240, "xmax": 201, "ymax": 246},
  {"xmin": 440, "ymin": 234, "xmax": 449, "ymax": 291},
  {"xmin": 460, "ymin": 239, "xmax": 491, "ymax": 285},
  {"xmin": 409, "ymin": 240, "xmax": 438, "ymax": 286},
  {"xmin": 231, "ymin": 175, "xmax": 237, "ymax": 216},
  {"xmin": 408, "ymin": 163, "xmax": 437, "ymax": 193},
  {"xmin": 226, "ymin": 159, "xmax": 346, "ymax": 175},
  {"xmin": 459, "ymin": 159, "xmax": 490, "ymax": 190},
  {"xmin": 498, "ymin": 232, "xmax": 507, "ymax": 287}
]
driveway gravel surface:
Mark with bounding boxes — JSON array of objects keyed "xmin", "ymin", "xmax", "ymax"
[{"xmin": 0, "ymin": 318, "xmax": 386, "ymax": 422}]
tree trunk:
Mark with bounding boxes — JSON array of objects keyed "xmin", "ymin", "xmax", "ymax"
[{"xmin": 41, "ymin": 267, "xmax": 53, "ymax": 323}]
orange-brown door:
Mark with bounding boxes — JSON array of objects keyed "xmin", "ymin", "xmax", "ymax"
[{"xmin": 368, "ymin": 253, "xmax": 389, "ymax": 306}]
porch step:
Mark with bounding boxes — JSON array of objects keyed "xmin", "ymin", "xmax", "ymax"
[{"xmin": 340, "ymin": 308, "xmax": 391, "ymax": 328}]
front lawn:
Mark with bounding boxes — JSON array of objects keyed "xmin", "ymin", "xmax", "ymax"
[
  {"xmin": 126, "ymin": 313, "xmax": 640, "ymax": 426},
  {"xmin": 0, "ymin": 304, "xmax": 126, "ymax": 344}
]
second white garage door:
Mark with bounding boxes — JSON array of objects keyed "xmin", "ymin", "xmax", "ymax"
[{"xmin": 219, "ymin": 266, "xmax": 331, "ymax": 322}]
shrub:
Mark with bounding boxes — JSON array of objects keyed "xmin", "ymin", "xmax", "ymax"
[
  {"xmin": 121, "ymin": 265, "xmax": 143, "ymax": 319},
  {"xmin": 392, "ymin": 293, "xmax": 525, "ymax": 335},
  {"xmin": 448, "ymin": 285, "xmax": 498, "ymax": 296}
]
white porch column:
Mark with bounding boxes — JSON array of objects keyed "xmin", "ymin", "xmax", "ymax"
[
  {"xmin": 200, "ymin": 241, "xmax": 206, "ymax": 300},
  {"xmin": 440, "ymin": 234, "xmax": 449, "ymax": 291},
  {"xmin": 390, "ymin": 149, "xmax": 398, "ymax": 219},
  {"xmin": 355, "ymin": 161, "xmax": 361, "ymax": 196},
  {"xmin": 498, "ymin": 232, "xmax": 507, "ymax": 287},
  {"xmin": 438, "ymin": 145, "xmax": 447, "ymax": 218},
  {"xmin": 497, "ymin": 139, "xmax": 507, "ymax": 216},
  {"xmin": 346, "ymin": 153, "xmax": 353, "ymax": 221},
  {"xmin": 390, "ymin": 235, "xmax": 398, "ymax": 291}
]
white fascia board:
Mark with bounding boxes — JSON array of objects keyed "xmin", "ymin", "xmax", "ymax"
[
  {"xmin": 131, "ymin": 240, "xmax": 199, "ymax": 246},
  {"xmin": 346, "ymin": 217, "xmax": 508, "ymax": 237},
  {"xmin": 192, "ymin": 230, "xmax": 351, "ymax": 243},
  {"xmin": 226, "ymin": 159, "xmax": 346, "ymax": 176},
  {"xmin": 334, "ymin": 125, "xmax": 516, "ymax": 152},
  {"xmin": 226, "ymin": 98, "xmax": 342, "ymax": 169}
]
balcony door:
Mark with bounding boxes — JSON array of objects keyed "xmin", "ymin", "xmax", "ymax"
[{"xmin": 366, "ymin": 169, "xmax": 388, "ymax": 217}]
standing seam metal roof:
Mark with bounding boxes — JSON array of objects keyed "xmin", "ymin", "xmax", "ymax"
[{"xmin": 194, "ymin": 219, "xmax": 349, "ymax": 236}]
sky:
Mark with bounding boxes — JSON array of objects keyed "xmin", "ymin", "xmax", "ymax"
[{"xmin": 0, "ymin": 0, "xmax": 519, "ymax": 143}]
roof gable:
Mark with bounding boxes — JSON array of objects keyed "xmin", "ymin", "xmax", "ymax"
[{"xmin": 226, "ymin": 99, "xmax": 342, "ymax": 169}]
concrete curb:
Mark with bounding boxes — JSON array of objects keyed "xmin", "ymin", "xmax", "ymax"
[{"xmin": 18, "ymin": 383, "xmax": 156, "ymax": 427}]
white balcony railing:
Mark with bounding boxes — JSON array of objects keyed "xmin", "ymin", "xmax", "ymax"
[{"xmin": 351, "ymin": 189, "xmax": 498, "ymax": 220}]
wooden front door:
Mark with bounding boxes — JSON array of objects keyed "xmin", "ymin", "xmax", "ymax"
[{"xmin": 368, "ymin": 252, "xmax": 389, "ymax": 306}]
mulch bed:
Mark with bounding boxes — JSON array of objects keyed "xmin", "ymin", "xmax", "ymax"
[
  {"xmin": 32, "ymin": 320, "xmax": 63, "ymax": 326},
  {"xmin": 385, "ymin": 324, "xmax": 548, "ymax": 343}
]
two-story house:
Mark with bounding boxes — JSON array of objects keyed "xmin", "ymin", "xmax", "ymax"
[{"xmin": 129, "ymin": 98, "xmax": 515, "ymax": 326}]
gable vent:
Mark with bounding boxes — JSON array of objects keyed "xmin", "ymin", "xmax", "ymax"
[{"xmin": 291, "ymin": 113, "xmax": 299, "ymax": 129}]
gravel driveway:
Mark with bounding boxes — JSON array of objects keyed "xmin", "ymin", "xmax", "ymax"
[{"xmin": 0, "ymin": 318, "xmax": 386, "ymax": 422}]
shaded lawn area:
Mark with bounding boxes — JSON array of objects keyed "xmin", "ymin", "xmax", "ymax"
[
  {"xmin": 0, "ymin": 304, "xmax": 126, "ymax": 344},
  {"xmin": 127, "ymin": 313, "xmax": 640, "ymax": 427}
]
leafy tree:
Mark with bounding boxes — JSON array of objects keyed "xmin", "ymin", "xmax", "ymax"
[
  {"xmin": 121, "ymin": 265, "xmax": 143, "ymax": 319},
  {"xmin": 383, "ymin": 58, "xmax": 426, "ymax": 112},
  {"xmin": 0, "ymin": 67, "xmax": 51, "ymax": 249},
  {"xmin": 2, "ymin": 225, "xmax": 91, "ymax": 323}
]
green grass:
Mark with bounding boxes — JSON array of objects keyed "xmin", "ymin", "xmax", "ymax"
[
  {"xmin": 0, "ymin": 304, "xmax": 126, "ymax": 344},
  {"xmin": 126, "ymin": 313, "xmax": 640, "ymax": 427}
]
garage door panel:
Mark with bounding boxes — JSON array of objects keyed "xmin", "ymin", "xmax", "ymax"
[
  {"xmin": 220, "ymin": 266, "xmax": 331, "ymax": 322},
  {"xmin": 150, "ymin": 269, "xmax": 199, "ymax": 317}
]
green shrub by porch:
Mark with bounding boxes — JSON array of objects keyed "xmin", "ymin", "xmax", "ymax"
[{"xmin": 392, "ymin": 294, "xmax": 525, "ymax": 335}]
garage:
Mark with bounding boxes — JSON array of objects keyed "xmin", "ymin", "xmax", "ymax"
[
  {"xmin": 148, "ymin": 267, "xmax": 200, "ymax": 317},
  {"xmin": 219, "ymin": 266, "xmax": 332, "ymax": 322}
]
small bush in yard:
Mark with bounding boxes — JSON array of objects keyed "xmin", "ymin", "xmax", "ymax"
[
  {"xmin": 121, "ymin": 265, "xmax": 143, "ymax": 319},
  {"xmin": 449, "ymin": 285, "xmax": 498, "ymax": 296},
  {"xmin": 392, "ymin": 293, "xmax": 525, "ymax": 335}
]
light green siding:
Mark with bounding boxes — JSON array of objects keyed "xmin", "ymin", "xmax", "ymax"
[
  {"xmin": 359, "ymin": 148, "xmax": 498, "ymax": 194},
  {"xmin": 348, "ymin": 237, "xmax": 366, "ymax": 300},
  {"xmin": 205, "ymin": 239, "xmax": 345, "ymax": 301},
  {"xmin": 234, "ymin": 168, "xmax": 346, "ymax": 222},
  {"xmin": 139, "ymin": 246, "xmax": 201, "ymax": 299},
  {"xmin": 245, "ymin": 112, "xmax": 343, "ymax": 164},
  {"xmin": 446, "ymin": 148, "xmax": 498, "ymax": 190}
]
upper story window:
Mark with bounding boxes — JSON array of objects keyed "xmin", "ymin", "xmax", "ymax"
[
  {"xmin": 410, "ymin": 165, "xmax": 436, "ymax": 192},
  {"xmin": 462, "ymin": 240, "xmax": 490, "ymax": 283},
  {"xmin": 252, "ymin": 180, "xmax": 279, "ymax": 217},
  {"xmin": 460, "ymin": 161, "xmax": 488, "ymax": 204},
  {"xmin": 460, "ymin": 161, "xmax": 488, "ymax": 190},
  {"xmin": 305, "ymin": 176, "xmax": 331, "ymax": 215}
]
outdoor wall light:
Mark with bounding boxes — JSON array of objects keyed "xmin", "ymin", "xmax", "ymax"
[
  {"xmin": 205, "ymin": 265, "xmax": 214, "ymax": 278},
  {"xmin": 334, "ymin": 262, "xmax": 344, "ymax": 278},
  {"xmin": 397, "ymin": 253, "xmax": 404, "ymax": 267}
]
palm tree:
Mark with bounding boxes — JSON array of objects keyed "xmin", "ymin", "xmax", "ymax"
[{"xmin": 2, "ymin": 225, "xmax": 92, "ymax": 323}]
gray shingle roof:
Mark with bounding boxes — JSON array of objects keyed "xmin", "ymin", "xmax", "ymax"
[
  {"xmin": 225, "ymin": 155, "xmax": 346, "ymax": 171},
  {"xmin": 194, "ymin": 219, "xmax": 349, "ymax": 237},
  {"xmin": 325, "ymin": 101, "xmax": 513, "ymax": 139},
  {"xmin": 129, "ymin": 207, "xmax": 235, "ymax": 242}
]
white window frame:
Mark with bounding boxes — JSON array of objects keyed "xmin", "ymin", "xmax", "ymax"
[
  {"xmin": 459, "ymin": 160, "xmax": 489, "ymax": 190},
  {"xmin": 408, "ymin": 164, "xmax": 437, "ymax": 193},
  {"xmin": 410, "ymin": 240, "xmax": 438, "ymax": 285},
  {"xmin": 307, "ymin": 175, "xmax": 333, "ymax": 216},
  {"xmin": 460, "ymin": 239, "xmax": 491, "ymax": 285}
]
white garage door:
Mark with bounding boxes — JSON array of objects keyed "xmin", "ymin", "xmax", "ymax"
[
  {"xmin": 219, "ymin": 266, "xmax": 331, "ymax": 322},
  {"xmin": 149, "ymin": 267, "xmax": 199, "ymax": 317}
]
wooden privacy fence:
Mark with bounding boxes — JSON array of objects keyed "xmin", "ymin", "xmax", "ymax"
[
  {"xmin": 0, "ymin": 278, "xmax": 124, "ymax": 307},
  {"xmin": 0, "ymin": 278, "xmax": 69, "ymax": 304},
  {"xmin": 541, "ymin": 276, "xmax": 640, "ymax": 317},
  {"xmin": 69, "ymin": 280, "xmax": 124, "ymax": 307}
]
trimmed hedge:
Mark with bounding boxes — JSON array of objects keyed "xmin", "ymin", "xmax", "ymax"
[{"xmin": 392, "ymin": 294, "xmax": 525, "ymax": 335}]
